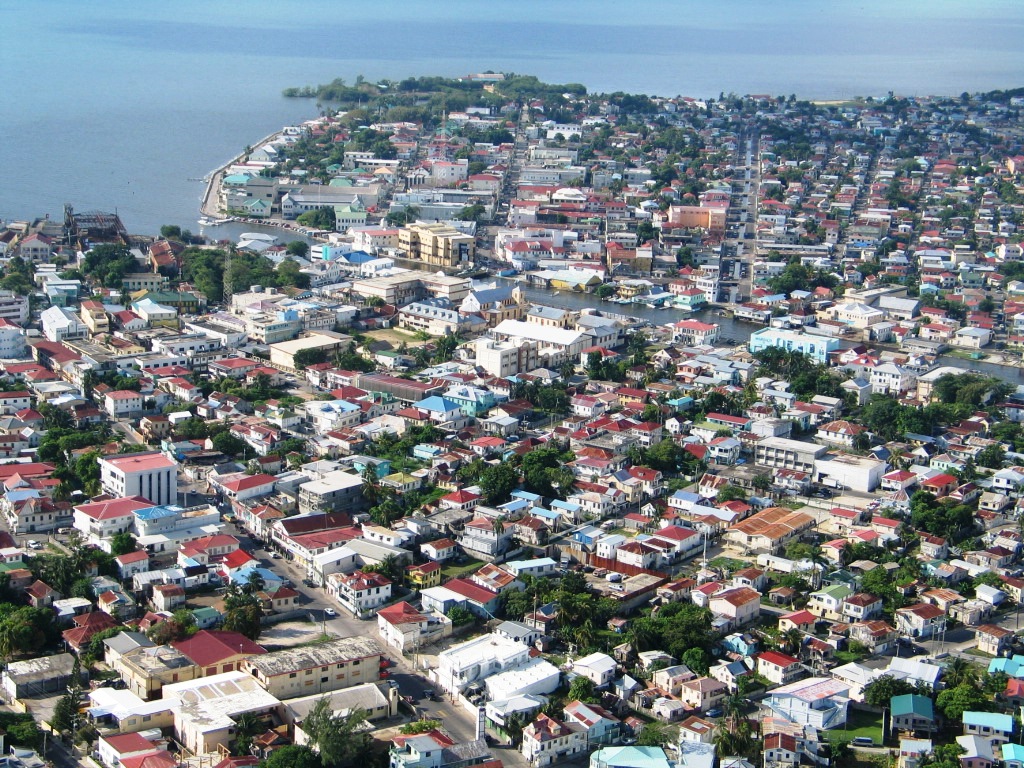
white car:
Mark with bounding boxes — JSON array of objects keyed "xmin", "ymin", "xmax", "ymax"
[
  {"xmin": 27, "ymin": 540, "xmax": 41, "ymax": 550},
  {"xmin": 324, "ymin": 608, "xmax": 337, "ymax": 618}
]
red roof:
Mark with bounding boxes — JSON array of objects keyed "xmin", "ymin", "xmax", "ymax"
[
  {"xmin": 444, "ymin": 578, "xmax": 499, "ymax": 605},
  {"xmin": 377, "ymin": 601, "xmax": 427, "ymax": 626},
  {"xmin": 74, "ymin": 496, "xmax": 152, "ymax": 521},
  {"xmin": 758, "ymin": 650, "xmax": 800, "ymax": 667},
  {"xmin": 171, "ymin": 630, "xmax": 265, "ymax": 667},
  {"xmin": 102, "ymin": 734, "xmax": 156, "ymax": 755},
  {"xmin": 220, "ymin": 474, "xmax": 276, "ymax": 493}
]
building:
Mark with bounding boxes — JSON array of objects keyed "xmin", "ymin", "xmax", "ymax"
[
  {"xmin": 726, "ymin": 507, "xmax": 815, "ymax": 555},
  {"xmin": 161, "ymin": 671, "xmax": 281, "ymax": 755},
  {"xmin": 757, "ymin": 651, "xmax": 804, "ymax": 685},
  {"xmin": 240, "ymin": 637, "xmax": 383, "ymax": 699},
  {"xmin": 41, "ymin": 306, "xmax": 88, "ymax": 342},
  {"xmin": 475, "ymin": 337, "xmax": 540, "ymax": 378},
  {"xmin": 1, "ymin": 653, "xmax": 79, "ymax": 700},
  {"xmin": 521, "ymin": 714, "xmax": 587, "ymax": 767},
  {"xmin": 436, "ymin": 633, "xmax": 531, "ymax": 694},
  {"xmin": 572, "ymin": 652, "xmax": 617, "ymax": 688},
  {"xmin": 99, "ymin": 453, "xmax": 178, "ymax": 508},
  {"xmin": 171, "ymin": 630, "xmax": 266, "ymax": 677},
  {"xmin": 891, "ymin": 694, "xmax": 936, "ymax": 735},
  {"xmin": 114, "ymin": 644, "xmax": 200, "ymax": 700},
  {"xmin": 377, "ymin": 601, "xmax": 452, "ymax": 652},
  {"xmin": 327, "ymin": 570, "xmax": 392, "ymax": 618},
  {"xmin": 398, "ymin": 223, "xmax": 475, "ymax": 268},
  {"xmin": 754, "ymin": 438, "xmax": 828, "ymax": 474},
  {"xmin": 748, "ymin": 329, "xmax": 840, "ymax": 365},
  {"xmin": 764, "ymin": 677, "xmax": 850, "ymax": 729}
]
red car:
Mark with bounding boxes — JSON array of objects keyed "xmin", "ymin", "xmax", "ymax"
[
  {"xmin": 379, "ymin": 669, "xmax": 391, "ymax": 679},
  {"xmin": 379, "ymin": 658, "xmax": 393, "ymax": 669}
]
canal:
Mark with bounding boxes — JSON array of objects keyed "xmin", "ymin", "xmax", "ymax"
[{"xmin": 502, "ymin": 281, "xmax": 1023, "ymax": 383}]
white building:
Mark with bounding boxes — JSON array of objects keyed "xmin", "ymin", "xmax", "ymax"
[
  {"xmin": 99, "ymin": 452, "xmax": 178, "ymax": 508},
  {"xmin": 436, "ymin": 633, "xmax": 530, "ymax": 693},
  {"xmin": 327, "ymin": 570, "xmax": 392, "ymax": 617},
  {"xmin": 571, "ymin": 652, "xmax": 617, "ymax": 688},
  {"xmin": 41, "ymin": 306, "xmax": 88, "ymax": 342},
  {"xmin": 475, "ymin": 337, "xmax": 540, "ymax": 378}
]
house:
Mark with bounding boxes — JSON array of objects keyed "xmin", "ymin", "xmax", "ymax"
[
  {"xmin": 764, "ymin": 677, "xmax": 850, "ymax": 729},
  {"xmin": 327, "ymin": 570, "xmax": 392, "ymax": 618},
  {"xmin": 572, "ymin": 652, "xmax": 617, "ymax": 688},
  {"xmin": 389, "ymin": 730, "xmax": 490, "ymax": 768},
  {"xmin": 564, "ymin": 700, "xmax": 621, "ymax": 746},
  {"xmin": 521, "ymin": 714, "xmax": 587, "ymax": 767},
  {"xmin": 708, "ymin": 587, "xmax": 761, "ymax": 629},
  {"xmin": 377, "ymin": 601, "xmax": 452, "ymax": 653},
  {"xmin": 779, "ymin": 610, "xmax": 816, "ymax": 633},
  {"xmin": 171, "ymin": 630, "xmax": 266, "ymax": 677},
  {"xmin": 848, "ymin": 620, "xmax": 898, "ymax": 655},
  {"xmin": 956, "ymin": 735, "xmax": 995, "ymax": 768},
  {"xmin": 895, "ymin": 603, "xmax": 946, "ymax": 639},
  {"xmin": 891, "ymin": 694, "xmax": 936, "ymax": 735},
  {"xmin": 241, "ymin": 636, "xmax": 382, "ymax": 699},
  {"xmin": 2, "ymin": 653, "xmax": 79, "ymax": 700},
  {"xmin": 757, "ymin": 651, "xmax": 804, "ymax": 686},
  {"xmin": 421, "ymin": 538, "xmax": 459, "ymax": 562},
  {"xmin": 678, "ymin": 677, "xmax": 727, "ymax": 713},
  {"xmin": 962, "ymin": 711, "xmax": 1015, "ymax": 745},
  {"xmin": 975, "ymin": 624, "xmax": 1013, "ymax": 657}
]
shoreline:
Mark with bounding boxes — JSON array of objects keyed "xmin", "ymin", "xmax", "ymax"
[{"xmin": 199, "ymin": 128, "xmax": 288, "ymax": 221}]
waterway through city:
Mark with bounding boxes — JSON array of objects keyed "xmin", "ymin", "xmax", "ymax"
[{"xmin": 503, "ymin": 281, "xmax": 1023, "ymax": 381}]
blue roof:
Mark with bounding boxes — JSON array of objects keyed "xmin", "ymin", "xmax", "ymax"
[
  {"xmin": 414, "ymin": 396, "xmax": 461, "ymax": 414},
  {"xmin": 232, "ymin": 566, "xmax": 283, "ymax": 586},
  {"xmin": 343, "ymin": 250, "xmax": 376, "ymax": 265},
  {"xmin": 670, "ymin": 490, "xmax": 700, "ymax": 503},
  {"xmin": 531, "ymin": 507, "xmax": 561, "ymax": 521},
  {"xmin": 134, "ymin": 505, "xmax": 181, "ymax": 521},
  {"xmin": 4, "ymin": 490, "xmax": 40, "ymax": 503},
  {"xmin": 550, "ymin": 499, "xmax": 580, "ymax": 511},
  {"xmin": 891, "ymin": 694, "xmax": 933, "ymax": 719},
  {"xmin": 1003, "ymin": 745, "xmax": 1024, "ymax": 762},
  {"xmin": 962, "ymin": 711, "xmax": 1014, "ymax": 731},
  {"xmin": 988, "ymin": 657, "xmax": 1024, "ymax": 678},
  {"xmin": 589, "ymin": 747, "xmax": 672, "ymax": 768},
  {"xmin": 511, "ymin": 490, "xmax": 541, "ymax": 502}
]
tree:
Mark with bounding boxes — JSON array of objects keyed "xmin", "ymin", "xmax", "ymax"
[
  {"xmin": 681, "ymin": 647, "xmax": 710, "ymax": 676},
  {"xmin": 213, "ymin": 431, "xmax": 249, "ymax": 457},
  {"xmin": 637, "ymin": 722, "xmax": 678, "ymax": 747},
  {"xmin": 233, "ymin": 711, "xmax": 264, "ymax": 756},
  {"xmin": 977, "ymin": 443, "xmax": 1006, "ymax": 469},
  {"xmin": 936, "ymin": 682, "xmax": 992, "ymax": 721},
  {"xmin": 863, "ymin": 674, "xmax": 916, "ymax": 707},
  {"xmin": 568, "ymin": 675, "xmax": 597, "ymax": 703},
  {"xmin": 260, "ymin": 745, "xmax": 322, "ymax": 768},
  {"xmin": 446, "ymin": 605, "xmax": 475, "ymax": 627},
  {"xmin": 400, "ymin": 719, "xmax": 442, "ymax": 735},
  {"xmin": 286, "ymin": 241, "xmax": 310, "ymax": 259},
  {"xmin": 716, "ymin": 485, "xmax": 747, "ymax": 503},
  {"xmin": 301, "ymin": 699, "xmax": 371, "ymax": 768},
  {"xmin": 479, "ymin": 462, "xmax": 518, "ymax": 505},
  {"xmin": 942, "ymin": 657, "xmax": 979, "ymax": 689},
  {"xmin": 109, "ymin": 532, "xmax": 137, "ymax": 557}
]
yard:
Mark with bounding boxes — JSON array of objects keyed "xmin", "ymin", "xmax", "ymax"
[
  {"xmin": 441, "ymin": 558, "xmax": 484, "ymax": 580},
  {"xmin": 825, "ymin": 708, "xmax": 884, "ymax": 746}
]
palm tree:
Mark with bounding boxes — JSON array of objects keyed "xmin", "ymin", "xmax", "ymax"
[
  {"xmin": 943, "ymin": 657, "xmax": 979, "ymax": 688},
  {"xmin": 782, "ymin": 628, "xmax": 804, "ymax": 655}
]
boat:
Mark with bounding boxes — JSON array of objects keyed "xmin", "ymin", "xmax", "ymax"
[{"xmin": 199, "ymin": 216, "xmax": 234, "ymax": 227}]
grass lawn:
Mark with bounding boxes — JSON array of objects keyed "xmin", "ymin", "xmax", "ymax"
[
  {"xmin": 779, "ymin": 499, "xmax": 806, "ymax": 510},
  {"xmin": 442, "ymin": 558, "xmax": 484, "ymax": 580},
  {"xmin": 825, "ymin": 709, "xmax": 884, "ymax": 745}
]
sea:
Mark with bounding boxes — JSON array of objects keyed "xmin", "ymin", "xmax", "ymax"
[{"xmin": 3, "ymin": 0, "xmax": 1023, "ymax": 235}]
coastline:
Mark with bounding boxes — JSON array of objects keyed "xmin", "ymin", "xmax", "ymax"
[{"xmin": 199, "ymin": 128, "xmax": 286, "ymax": 221}]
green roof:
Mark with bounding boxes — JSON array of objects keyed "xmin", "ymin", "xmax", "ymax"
[
  {"xmin": 816, "ymin": 584, "xmax": 852, "ymax": 599},
  {"xmin": 191, "ymin": 606, "xmax": 222, "ymax": 619},
  {"xmin": 891, "ymin": 694, "xmax": 933, "ymax": 719}
]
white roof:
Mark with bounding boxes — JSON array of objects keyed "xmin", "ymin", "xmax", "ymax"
[
  {"xmin": 573, "ymin": 651, "xmax": 616, "ymax": 674},
  {"xmin": 485, "ymin": 657, "xmax": 560, "ymax": 700},
  {"xmin": 492, "ymin": 319, "xmax": 585, "ymax": 347}
]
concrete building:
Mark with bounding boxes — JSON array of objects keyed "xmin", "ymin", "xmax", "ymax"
[
  {"xmin": 41, "ymin": 306, "xmax": 88, "ymax": 342},
  {"xmin": 754, "ymin": 437, "xmax": 828, "ymax": 474},
  {"xmin": 475, "ymin": 337, "xmax": 540, "ymax": 378},
  {"xmin": 98, "ymin": 452, "xmax": 178, "ymax": 508},
  {"xmin": 398, "ymin": 223, "xmax": 475, "ymax": 268},
  {"xmin": 241, "ymin": 637, "xmax": 383, "ymax": 699},
  {"xmin": 748, "ymin": 328, "xmax": 840, "ymax": 365}
]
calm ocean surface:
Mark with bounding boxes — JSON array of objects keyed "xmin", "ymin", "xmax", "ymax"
[{"xmin": 3, "ymin": 0, "xmax": 1022, "ymax": 234}]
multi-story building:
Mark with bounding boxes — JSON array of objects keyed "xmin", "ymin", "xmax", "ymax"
[
  {"xmin": 79, "ymin": 300, "xmax": 110, "ymax": 335},
  {"xmin": 398, "ymin": 223, "xmax": 475, "ymax": 268},
  {"xmin": 240, "ymin": 637, "xmax": 383, "ymax": 699},
  {"xmin": 0, "ymin": 291, "xmax": 30, "ymax": 325},
  {"xmin": 755, "ymin": 437, "xmax": 828, "ymax": 473},
  {"xmin": 327, "ymin": 570, "xmax": 392, "ymax": 618},
  {"xmin": 98, "ymin": 452, "xmax": 178, "ymax": 508},
  {"xmin": 475, "ymin": 337, "xmax": 540, "ymax": 378},
  {"xmin": 41, "ymin": 306, "xmax": 88, "ymax": 343},
  {"xmin": 748, "ymin": 328, "xmax": 840, "ymax": 365},
  {"xmin": 521, "ymin": 714, "xmax": 587, "ymax": 767}
]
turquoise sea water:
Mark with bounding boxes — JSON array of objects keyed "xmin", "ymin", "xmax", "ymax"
[{"xmin": 2, "ymin": 0, "xmax": 1022, "ymax": 232}]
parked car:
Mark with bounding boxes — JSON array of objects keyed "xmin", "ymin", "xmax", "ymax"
[
  {"xmin": 324, "ymin": 608, "xmax": 337, "ymax": 618},
  {"xmin": 706, "ymin": 708, "xmax": 723, "ymax": 718},
  {"xmin": 27, "ymin": 540, "xmax": 41, "ymax": 550}
]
